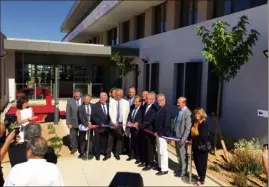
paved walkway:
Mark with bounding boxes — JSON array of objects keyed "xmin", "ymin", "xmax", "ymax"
[{"xmin": 2, "ymin": 152, "xmax": 219, "ymax": 186}]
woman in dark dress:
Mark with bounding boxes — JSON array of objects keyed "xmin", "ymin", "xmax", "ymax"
[{"xmin": 191, "ymin": 108, "xmax": 209, "ymax": 186}]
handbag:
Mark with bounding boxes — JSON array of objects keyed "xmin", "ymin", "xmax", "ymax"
[{"xmin": 197, "ymin": 140, "xmax": 212, "ymax": 152}]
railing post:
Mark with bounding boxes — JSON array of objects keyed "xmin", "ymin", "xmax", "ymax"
[
  {"xmin": 182, "ymin": 142, "xmax": 197, "ymax": 184},
  {"xmin": 34, "ymin": 83, "xmax": 37, "ymax": 100}
]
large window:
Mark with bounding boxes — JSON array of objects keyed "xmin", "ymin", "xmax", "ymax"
[
  {"xmin": 206, "ymin": 63, "xmax": 222, "ymax": 116},
  {"xmin": 122, "ymin": 21, "xmax": 130, "ymax": 43},
  {"xmin": 174, "ymin": 62, "xmax": 202, "ymax": 111},
  {"xmin": 213, "ymin": 0, "xmax": 267, "ymax": 18},
  {"xmin": 144, "ymin": 63, "xmax": 159, "ymax": 93},
  {"xmin": 107, "ymin": 27, "xmax": 118, "ymax": 46},
  {"xmin": 180, "ymin": 0, "xmax": 198, "ymax": 27},
  {"xmin": 154, "ymin": 1, "xmax": 167, "ymax": 34},
  {"xmin": 136, "ymin": 13, "xmax": 145, "ymax": 40}
]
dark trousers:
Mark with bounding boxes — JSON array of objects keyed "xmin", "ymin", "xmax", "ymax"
[
  {"xmin": 78, "ymin": 130, "xmax": 93, "ymax": 155},
  {"xmin": 144, "ymin": 132, "xmax": 156, "ymax": 166},
  {"xmin": 93, "ymin": 131, "xmax": 107, "ymax": 157},
  {"xmin": 106, "ymin": 128, "xmax": 123, "ymax": 156},
  {"xmin": 70, "ymin": 127, "xmax": 79, "ymax": 149},
  {"xmin": 137, "ymin": 130, "xmax": 145, "ymax": 163},
  {"xmin": 193, "ymin": 148, "xmax": 208, "ymax": 182},
  {"xmin": 124, "ymin": 135, "xmax": 131, "ymax": 155},
  {"xmin": 129, "ymin": 129, "xmax": 139, "ymax": 159}
]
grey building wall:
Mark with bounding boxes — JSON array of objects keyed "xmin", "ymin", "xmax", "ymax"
[{"xmin": 121, "ymin": 5, "xmax": 268, "ymax": 142}]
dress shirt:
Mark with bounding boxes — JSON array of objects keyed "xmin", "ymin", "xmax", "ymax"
[
  {"xmin": 173, "ymin": 106, "xmax": 186, "ymax": 132},
  {"xmin": 4, "ymin": 159, "xmax": 64, "ymax": 186},
  {"xmin": 102, "ymin": 103, "xmax": 107, "ymax": 115},
  {"xmin": 116, "ymin": 99, "xmax": 124, "ymax": 123},
  {"xmin": 131, "ymin": 106, "xmax": 140, "ymax": 121},
  {"xmin": 128, "ymin": 97, "xmax": 134, "ymax": 106},
  {"xmin": 76, "ymin": 98, "xmax": 82, "ymax": 106},
  {"xmin": 85, "ymin": 104, "xmax": 91, "ymax": 121},
  {"xmin": 145, "ymin": 104, "xmax": 153, "ymax": 115}
]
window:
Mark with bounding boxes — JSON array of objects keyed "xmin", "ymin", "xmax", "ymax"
[
  {"xmin": 107, "ymin": 27, "xmax": 118, "ymax": 46},
  {"xmin": 213, "ymin": 0, "xmax": 266, "ymax": 18},
  {"xmin": 122, "ymin": 21, "xmax": 130, "ymax": 43},
  {"xmin": 206, "ymin": 63, "xmax": 222, "ymax": 116},
  {"xmin": 92, "ymin": 37, "xmax": 97, "ymax": 44},
  {"xmin": 180, "ymin": 0, "xmax": 197, "ymax": 27},
  {"xmin": 151, "ymin": 63, "xmax": 159, "ymax": 93},
  {"xmin": 154, "ymin": 1, "xmax": 167, "ymax": 34},
  {"xmin": 136, "ymin": 13, "xmax": 145, "ymax": 39},
  {"xmin": 174, "ymin": 62, "xmax": 202, "ymax": 111},
  {"xmin": 144, "ymin": 64, "xmax": 150, "ymax": 91}
]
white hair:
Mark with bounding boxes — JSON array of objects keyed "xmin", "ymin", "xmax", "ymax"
[
  {"xmin": 100, "ymin": 92, "xmax": 108, "ymax": 97},
  {"xmin": 157, "ymin": 93, "xmax": 166, "ymax": 99}
]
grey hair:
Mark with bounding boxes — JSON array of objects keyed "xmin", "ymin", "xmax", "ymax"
[
  {"xmin": 26, "ymin": 136, "xmax": 48, "ymax": 157},
  {"xmin": 100, "ymin": 92, "xmax": 108, "ymax": 97},
  {"xmin": 73, "ymin": 89, "xmax": 81, "ymax": 93},
  {"xmin": 24, "ymin": 123, "xmax": 42, "ymax": 141},
  {"xmin": 84, "ymin": 94, "xmax": 91, "ymax": 98},
  {"xmin": 157, "ymin": 93, "xmax": 166, "ymax": 99},
  {"xmin": 148, "ymin": 92, "xmax": 156, "ymax": 100}
]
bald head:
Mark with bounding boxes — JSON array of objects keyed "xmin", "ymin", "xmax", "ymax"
[
  {"xmin": 0, "ymin": 122, "xmax": 5, "ymax": 138},
  {"xmin": 177, "ymin": 97, "xmax": 187, "ymax": 109},
  {"xmin": 128, "ymin": 87, "xmax": 136, "ymax": 98}
]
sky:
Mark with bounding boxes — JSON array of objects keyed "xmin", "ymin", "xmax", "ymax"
[{"xmin": 1, "ymin": 0, "xmax": 74, "ymax": 41}]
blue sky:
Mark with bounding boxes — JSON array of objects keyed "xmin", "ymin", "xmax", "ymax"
[{"xmin": 1, "ymin": 0, "xmax": 74, "ymax": 41}]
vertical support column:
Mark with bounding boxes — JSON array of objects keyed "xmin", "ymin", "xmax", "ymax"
[
  {"xmin": 129, "ymin": 17, "xmax": 136, "ymax": 41},
  {"xmin": 101, "ymin": 31, "xmax": 108, "ymax": 45},
  {"xmin": 118, "ymin": 23, "xmax": 123, "ymax": 44},
  {"xmin": 54, "ymin": 66, "xmax": 59, "ymax": 125},
  {"xmin": 145, "ymin": 7, "xmax": 154, "ymax": 37},
  {"xmin": 166, "ymin": 0, "xmax": 177, "ymax": 31},
  {"xmin": 197, "ymin": 0, "xmax": 213, "ymax": 22}
]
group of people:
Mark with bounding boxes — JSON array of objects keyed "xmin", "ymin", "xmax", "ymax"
[{"xmin": 66, "ymin": 87, "xmax": 210, "ymax": 185}]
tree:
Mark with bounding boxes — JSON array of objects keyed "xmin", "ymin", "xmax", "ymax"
[
  {"xmin": 111, "ymin": 52, "xmax": 139, "ymax": 90},
  {"xmin": 196, "ymin": 15, "xmax": 260, "ymax": 160}
]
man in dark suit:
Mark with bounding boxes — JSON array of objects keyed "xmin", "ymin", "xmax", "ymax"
[
  {"xmin": 77, "ymin": 94, "xmax": 94, "ymax": 160},
  {"xmin": 126, "ymin": 96, "xmax": 143, "ymax": 162},
  {"xmin": 91, "ymin": 92, "xmax": 110, "ymax": 161},
  {"xmin": 138, "ymin": 93, "xmax": 158, "ymax": 171},
  {"xmin": 154, "ymin": 94, "xmax": 171, "ymax": 176},
  {"xmin": 141, "ymin": 90, "xmax": 149, "ymax": 107},
  {"xmin": 66, "ymin": 89, "xmax": 82, "ymax": 154},
  {"xmin": 8, "ymin": 123, "xmax": 57, "ymax": 167}
]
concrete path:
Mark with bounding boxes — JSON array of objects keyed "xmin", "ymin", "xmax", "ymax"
[{"xmin": 2, "ymin": 152, "xmax": 219, "ymax": 186}]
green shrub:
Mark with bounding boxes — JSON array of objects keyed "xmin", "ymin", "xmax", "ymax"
[
  {"xmin": 229, "ymin": 138, "xmax": 263, "ymax": 175},
  {"xmin": 233, "ymin": 172, "xmax": 248, "ymax": 187}
]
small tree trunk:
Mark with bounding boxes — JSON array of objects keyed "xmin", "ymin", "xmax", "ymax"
[{"xmin": 214, "ymin": 80, "xmax": 230, "ymax": 161}]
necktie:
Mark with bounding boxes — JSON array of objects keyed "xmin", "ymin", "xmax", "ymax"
[
  {"xmin": 76, "ymin": 100, "xmax": 79, "ymax": 106},
  {"xmin": 102, "ymin": 104, "xmax": 106, "ymax": 115},
  {"xmin": 116, "ymin": 100, "xmax": 120, "ymax": 123},
  {"xmin": 174, "ymin": 108, "xmax": 182, "ymax": 132},
  {"xmin": 132, "ymin": 108, "xmax": 137, "ymax": 122},
  {"xmin": 86, "ymin": 105, "xmax": 91, "ymax": 121},
  {"xmin": 145, "ymin": 105, "xmax": 150, "ymax": 115}
]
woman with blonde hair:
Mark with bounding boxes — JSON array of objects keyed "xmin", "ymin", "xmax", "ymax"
[
  {"xmin": 191, "ymin": 108, "xmax": 210, "ymax": 186},
  {"xmin": 109, "ymin": 87, "xmax": 117, "ymax": 102}
]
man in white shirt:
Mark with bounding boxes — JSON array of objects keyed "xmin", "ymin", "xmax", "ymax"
[
  {"xmin": 109, "ymin": 89, "xmax": 130, "ymax": 160},
  {"xmin": 4, "ymin": 136, "xmax": 64, "ymax": 186}
]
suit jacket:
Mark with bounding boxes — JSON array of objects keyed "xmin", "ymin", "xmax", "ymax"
[
  {"xmin": 192, "ymin": 121, "xmax": 209, "ymax": 149},
  {"xmin": 139, "ymin": 103, "xmax": 158, "ymax": 132},
  {"xmin": 66, "ymin": 98, "xmax": 82, "ymax": 128},
  {"xmin": 91, "ymin": 102, "xmax": 110, "ymax": 133},
  {"xmin": 127, "ymin": 106, "xmax": 143, "ymax": 133},
  {"xmin": 8, "ymin": 142, "xmax": 57, "ymax": 167},
  {"xmin": 109, "ymin": 98, "xmax": 130, "ymax": 134},
  {"xmin": 78, "ymin": 103, "xmax": 93, "ymax": 128},
  {"xmin": 154, "ymin": 104, "xmax": 171, "ymax": 137},
  {"xmin": 174, "ymin": 107, "xmax": 192, "ymax": 142}
]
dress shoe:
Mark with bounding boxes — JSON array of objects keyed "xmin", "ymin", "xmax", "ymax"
[
  {"xmin": 82, "ymin": 154, "xmax": 94, "ymax": 160},
  {"xmin": 78, "ymin": 154, "xmax": 85, "ymax": 159},
  {"xmin": 135, "ymin": 160, "xmax": 140, "ymax": 164},
  {"xmin": 103, "ymin": 154, "xmax": 111, "ymax": 161},
  {"xmin": 138, "ymin": 163, "xmax": 145, "ymax": 167},
  {"xmin": 96, "ymin": 156, "xmax": 100, "ymax": 161},
  {"xmin": 174, "ymin": 173, "xmax": 186, "ymax": 178},
  {"xmin": 156, "ymin": 171, "xmax": 168, "ymax": 176},
  {"xmin": 71, "ymin": 148, "xmax": 77, "ymax": 154},
  {"xmin": 142, "ymin": 165, "xmax": 152, "ymax": 171},
  {"xmin": 115, "ymin": 155, "xmax": 120, "ymax": 160},
  {"xmin": 126, "ymin": 156, "xmax": 134, "ymax": 161},
  {"xmin": 153, "ymin": 166, "xmax": 161, "ymax": 171}
]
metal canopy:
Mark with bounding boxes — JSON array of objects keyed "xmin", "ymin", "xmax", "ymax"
[{"xmin": 4, "ymin": 38, "xmax": 139, "ymax": 57}]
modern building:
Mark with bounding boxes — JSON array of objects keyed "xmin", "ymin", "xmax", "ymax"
[{"xmin": 61, "ymin": 0, "xmax": 268, "ymax": 143}]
